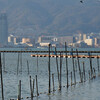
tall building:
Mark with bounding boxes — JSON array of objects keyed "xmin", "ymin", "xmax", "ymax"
[
  {"xmin": 0, "ymin": 13, "xmax": 8, "ymax": 46},
  {"xmin": 83, "ymin": 34, "xmax": 87, "ymax": 41}
]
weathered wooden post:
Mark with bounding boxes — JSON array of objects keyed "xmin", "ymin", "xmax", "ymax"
[
  {"xmin": 88, "ymin": 52, "xmax": 93, "ymax": 79},
  {"xmin": 65, "ymin": 42, "xmax": 69, "ymax": 88},
  {"xmin": 88, "ymin": 70, "xmax": 90, "ymax": 80},
  {"xmin": 97, "ymin": 55, "xmax": 99, "ymax": 72},
  {"xmin": 83, "ymin": 62, "xmax": 86, "ymax": 82},
  {"xmin": 81, "ymin": 72, "xmax": 83, "ymax": 83},
  {"xmin": 55, "ymin": 47, "xmax": 60, "ymax": 87},
  {"xmin": 52, "ymin": 73, "xmax": 55, "ymax": 91},
  {"xmin": 76, "ymin": 49, "xmax": 82, "ymax": 82},
  {"xmin": 30, "ymin": 76, "xmax": 33, "ymax": 100},
  {"xmin": 75, "ymin": 60, "xmax": 77, "ymax": 72},
  {"xmin": 33, "ymin": 79, "xmax": 35, "ymax": 93},
  {"xmin": 27, "ymin": 60, "xmax": 29, "ymax": 75},
  {"xmin": 71, "ymin": 49, "xmax": 76, "ymax": 84},
  {"xmin": 3, "ymin": 53, "xmax": 5, "ymax": 72},
  {"xmin": 48, "ymin": 44, "xmax": 51, "ymax": 94},
  {"xmin": 0, "ymin": 53, "xmax": 4, "ymax": 100},
  {"xmin": 59, "ymin": 52, "xmax": 62, "ymax": 90},
  {"xmin": 71, "ymin": 72, "xmax": 72, "ymax": 86},
  {"xmin": 36, "ymin": 75, "xmax": 39, "ymax": 96},
  {"xmin": 18, "ymin": 80, "xmax": 21, "ymax": 100},
  {"xmin": 37, "ymin": 53, "xmax": 38, "ymax": 72},
  {"xmin": 17, "ymin": 53, "xmax": 19, "ymax": 75},
  {"xmin": 20, "ymin": 52, "xmax": 22, "ymax": 74}
]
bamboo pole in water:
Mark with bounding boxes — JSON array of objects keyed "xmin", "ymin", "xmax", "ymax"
[
  {"xmin": 36, "ymin": 75, "xmax": 39, "ymax": 96},
  {"xmin": 76, "ymin": 49, "xmax": 82, "ymax": 82},
  {"xmin": 75, "ymin": 60, "xmax": 77, "ymax": 72},
  {"xmin": 17, "ymin": 53, "xmax": 19, "ymax": 75},
  {"xmin": 27, "ymin": 60, "xmax": 29, "ymax": 75},
  {"xmin": 20, "ymin": 52, "xmax": 22, "ymax": 74},
  {"xmin": 81, "ymin": 72, "xmax": 83, "ymax": 83},
  {"xmin": 33, "ymin": 79, "xmax": 35, "ymax": 93},
  {"xmin": 83, "ymin": 62, "xmax": 86, "ymax": 82},
  {"xmin": 0, "ymin": 53, "xmax": 4, "ymax": 100},
  {"xmin": 97, "ymin": 55, "xmax": 99, "ymax": 72},
  {"xmin": 65, "ymin": 42, "xmax": 69, "ymax": 88},
  {"xmin": 37, "ymin": 53, "xmax": 38, "ymax": 72},
  {"xmin": 55, "ymin": 47, "xmax": 60, "ymax": 87},
  {"xmin": 18, "ymin": 80, "xmax": 21, "ymax": 100},
  {"xmin": 71, "ymin": 72, "xmax": 72, "ymax": 86},
  {"xmin": 3, "ymin": 53, "xmax": 5, "ymax": 72},
  {"xmin": 88, "ymin": 52, "xmax": 93, "ymax": 79},
  {"xmin": 30, "ymin": 76, "xmax": 33, "ymax": 100},
  {"xmin": 88, "ymin": 70, "xmax": 90, "ymax": 80},
  {"xmin": 59, "ymin": 52, "xmax": 62, "ymax": 90},
  {"xmin": 48, "ymin": 44, "xmax": 51, "ymax": 94},
  {"xmin": 52, "ymin": 73, "xmax": 55, "ymax": 91},
  {"xmin": 71, "ymin": 49, "xmax": 76, "ymax": 85}
]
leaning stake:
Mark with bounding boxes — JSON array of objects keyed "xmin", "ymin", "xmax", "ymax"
[
  {"xmin": 65, "ymin": 42, "xmax": 69, "ymax": 88},
  {"xmin": 0, "ymin": 53, "xmax": 4, "ymax": 100}
]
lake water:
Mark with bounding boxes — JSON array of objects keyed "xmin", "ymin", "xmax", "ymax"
[{"xmin": 0, "ymin": 47, "xmax": 100, "ymax": 100}]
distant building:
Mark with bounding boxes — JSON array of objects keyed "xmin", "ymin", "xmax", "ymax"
[
  {"xmin": 38, "ymin": 36, "xmax": 57, "ymax": 43},
  {"xmin": 83, "ymin": 34, "xmax": 87, "ymax": 41},
  {"xmin": 94, "ymin": 38, "xmax": 100, "ymax": 47},
  {"xmin": 40, "ymin": 42, "xmax": 50, "ymax": 47},
  {"xmin": 14, "ymin": 37, "xmax": 22, "ymax": 44},
  {"xmin": 8, "ymin": 34, "xmax": 14, "ymax": 43},
  {"xmin": 78, "ymin": 33, "xmax": 82, "ymax": 41},
  {"xmin": 0, "ymin": 13, "xmax": 8, "ymax": 46},
  {"xmin": 84, "ymin": 39, "xmax": 93, "ymax": 46},
  {"xmin": 22, "ymin": 38, "xmax": 30, "ymax": 44},
  {"xmin": 58, "ymin": 36, "xmax": 73, "ymax": 46}
]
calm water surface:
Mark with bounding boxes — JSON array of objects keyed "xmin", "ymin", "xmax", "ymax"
[{"xmin": 0, "ymin": 48, "xmax": 100, "ymax": 100}]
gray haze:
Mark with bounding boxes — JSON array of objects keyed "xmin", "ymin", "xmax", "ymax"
[{"xmin": 0, "ymin": 0, "xmax": 100, "ymax": 36}]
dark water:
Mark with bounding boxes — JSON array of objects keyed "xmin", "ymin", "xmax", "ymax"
[{"xmin": 0, "ymin": 48, "xmax": 100, "ymax": 100}]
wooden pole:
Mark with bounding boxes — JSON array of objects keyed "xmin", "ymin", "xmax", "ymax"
[
  {"xmin": 19, "ymin": 80, "xmax": 21, "ymax": 100},
  {"xmin": 71, "ymin": 72, "xmax": 72, "ymax": 86},
  {"xmin": 33, "ymin": 79, "xmax": 35, "ymax": 93},
  {"xmin": 20, "ymin": 52, "xmax": 22, "ymax": 74},
  {"xmin": 75, "ymin": 60, "xmax": 77, "ymax": 72},
  {"xmin": 65, "ymin": 42, "xmax": 69, "ymax": 88},
  {"xmin": 83, "ymin": 62, "xmax": 86, "ymax": 82},
  {"xmin": 76, "ymin": 49, "xmax": 82, "ymax": 82},
  {"xmin": 37, "ymin": 53, "xmax": 38, "ymax": 72},
  {"xmin": 97, "ymin": 55, "xmax": 99, "ymax": 72},
  {"xmin": 30, "ymin": 76, "xmax": 33, "ymax": 100},
  {"xmin": 27, "ymin": 60, "xmax": 29, "ymax": 75},
  {"xmin": 17, "ymin": 53, "xmax": 19, "ymax": 75},
  {"xmin": 88, "ymin": 52, "xmax": 93, "ymax": 79},
  {"xmin": 48, "ymin": 44, "xmax": 51, "ymax": 94},
  {"xmin": 36, "ymin": 75, "xmax": 39, "ymax": 96},
  {"xmin": 0, "ymin": 53, "xmax": 4, "ymax": 100},
  {"xmin": 52, "ymin": 73, "xmax": 55, "ymax": 91},
  {"xmin": 18, "ymin": 80, "xmax": 21, "ymax": 100},
  {"xmin": 55, "ymin": 47, "xmax": 60, "ymax": 87},
  {"xmin": 71, "ymin": 49, "xmax": 76, "ymax": 84},
  {"xmin": 88, "ymin": 70, "xmax": 90, "ymax": 80},
  {"xmin": 3, "ymin": 53, "xmax": 5, "ymax": 72},
  {"xmin": 59, "ymin": 53, "xmax": 62, "ymax": 90},
  {"xmin": 81, "ymin": 72, "xmax": 83, "ymax": 83}
]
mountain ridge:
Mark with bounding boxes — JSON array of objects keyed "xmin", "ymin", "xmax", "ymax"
[{"xmin": 0, "ymin": 0, "xmax": 100, "ymax": 36}]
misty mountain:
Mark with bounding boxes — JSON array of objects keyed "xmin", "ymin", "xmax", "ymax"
[{"xmin": 0, "ymin": 0, "xmax": 100, "ymax": 36}]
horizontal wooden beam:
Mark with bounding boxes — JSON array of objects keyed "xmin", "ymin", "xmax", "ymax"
[
  {"xmin": 31, "ymin": 54, "xmax": 100, "ymax": 58},
  {"xmin": 0, "ymin": 50, "xmax": 100, "ymax": 53}
]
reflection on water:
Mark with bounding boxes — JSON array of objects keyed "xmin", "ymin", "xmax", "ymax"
[{"xmin": 0, "ymin": 48, "xmax": 100, "ymax": 100}]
